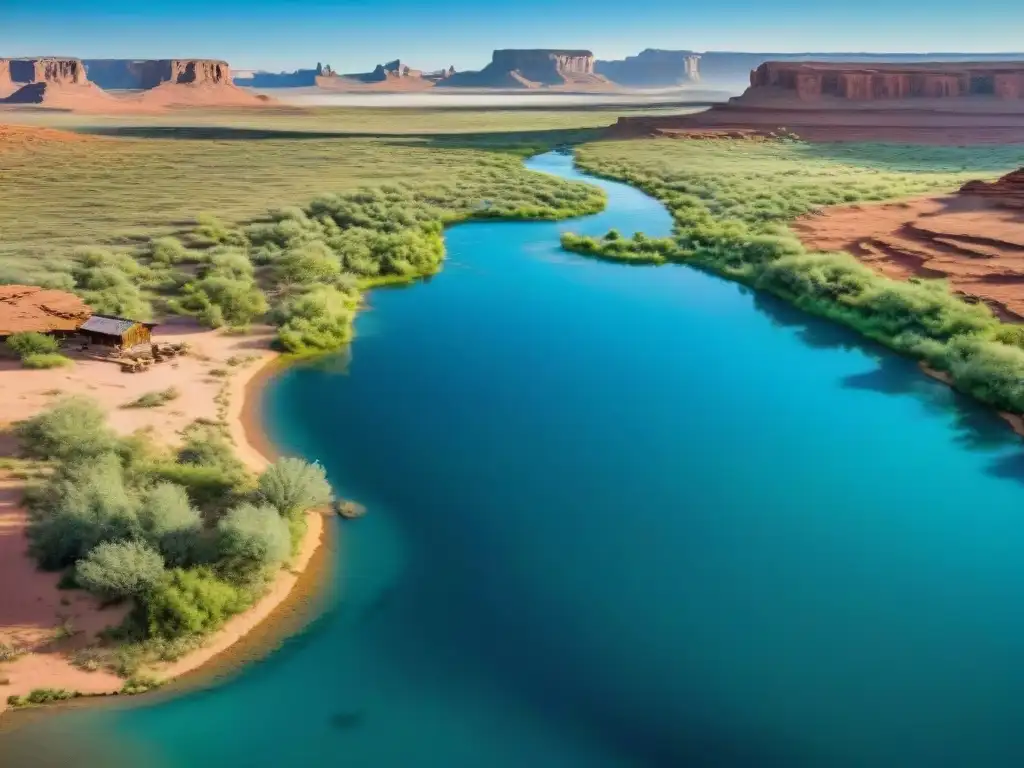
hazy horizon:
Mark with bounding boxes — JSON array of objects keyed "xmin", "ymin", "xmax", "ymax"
[{"xmin": 2, "ymin": 0, "xmax": 1021, "ymax": 73}]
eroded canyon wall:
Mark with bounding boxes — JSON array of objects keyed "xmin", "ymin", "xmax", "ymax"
[
  {"xmin": 443, "ymin": 49, "xmax": 608, "ymax": 88},
  {"xmin": 595, "ymin": 49, "xmax": 701, "ymax": 87},
  {"xmin": 1, "ymin": 58, "xmax": 88, "ymax": 86},
  {"xmin": 747, "ymin": 61, "xmax": 1024, "ymax": 101},
  {"xmin": 83, "ymin": 60, "xmax": 233, "ymax": 90}
]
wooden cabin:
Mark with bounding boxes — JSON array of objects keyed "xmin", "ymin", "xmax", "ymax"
[{"xmin": 77, "ymin": 315, "xmax": 157, "ymax": 350}]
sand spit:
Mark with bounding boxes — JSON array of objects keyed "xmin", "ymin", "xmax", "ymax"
[
  {"xmin": 793, "ymin": 168, "xmax": 1024, "ymax": 320},
  {"xmin": 0, "ymin": 322, "xmax": 323, "ymax": 714}
]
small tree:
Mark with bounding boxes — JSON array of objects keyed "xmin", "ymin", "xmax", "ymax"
[
  {"xmin": 257, "ymin": 457, "xmax": 332, "ymax": 518},
  {"xmin": 6, "ymin": 332, "xmax": 59, "ymax": 358},
  {"xmin": 217, "ymin": 502, "xmax": 291, "ymax": 571},
  {"xmin": 75, "ymin": 540, "xmax": 165, "ymax": 600},
  {"xmin": 15, "ymin": 396, "xmax": 117, "ymax": 462}
]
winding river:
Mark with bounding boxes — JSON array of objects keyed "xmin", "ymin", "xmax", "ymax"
[{"xmin": 9, "ymin": 152, "xmax": 1024, "ymax": 766}]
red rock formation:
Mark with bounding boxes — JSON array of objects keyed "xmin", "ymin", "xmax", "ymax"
[
  {"xmin": 441, "ymin": 49, "xmax": 611, "ymax": 89},
  {"xmin": 746, "ymin": 61, "xmax": 1024, "ymax": 101},
  {"xmin": 81, "ymin": 59, "xmax": 232, "ymax": 89},
  {"xmin": 0, "ymin": 57, "xmax": 89, "ymax": 88},
  {"xmin": 595, "ymin": 49, "xmax": 701, "ymax": 87},
  {"xmin": 961, "ymin": 168, "xmax": 1024, "ymax": 209},
  {"xmin": 792, "ymin": 170, "xmax": 1024, "ymax": 319}
]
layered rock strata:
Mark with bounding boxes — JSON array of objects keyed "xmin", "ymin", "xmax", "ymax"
[
  {"xmin": 596, "ymin": 49, "xmax": 701, "ymax": 86},
  {"xmin": 747, "ymin": 61, "xmax": 1024, "ymax": 101}
]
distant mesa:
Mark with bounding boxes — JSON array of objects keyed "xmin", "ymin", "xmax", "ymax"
[
  {"xmin": 315, "ymin": 59, "xmax": 455, "ymax": 91},
  {"xmin": 744, "ymin": 61, "xmax": 1024, "ymax": 102},
  {"xmin": 595, "ymin": 49, "xmax": 701, "ymax": 87},
  {"xmin": 83, "ymin": 59, "xmax": 233, "ymax": 90},
  {"xmin": 611, "ymin": 59, "xmax": 1024, "ymax": 145},
  {"xmin": 0, "ymin": 57, "xmax": 272, "ymax": 112},
  {"xmin": 233, "ymin": 66, "xmax": 320, "ymax": 88},
  {"xmin": 0, "ymin": 57, "xmax": 118, "ymax": 110},
  {"xmin": 439, "ymin": 49, "xmax": 612, "ymax": 90}
]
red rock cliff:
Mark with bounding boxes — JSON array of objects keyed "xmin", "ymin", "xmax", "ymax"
[
  {"xmin": 83, "ymin": 59, "xmax": 232, "ymax": 90},
  {"xmin": 747, "ymin": 61, "xmax": 1024, "ymax": 101},
  {"xmin": 0, "ymin": 58, "xmax": 88, "ymax": 86}
]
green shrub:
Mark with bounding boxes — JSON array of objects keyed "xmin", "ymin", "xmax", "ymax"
[
  {"xmin": 28, "ymin": 453, "xmax": 140, "ymax": 569},
  {"xmin": 21, "ymin": 353, "xmax": 73, "ymax": 369},
  {"xmin": 217, "ymin": 502, "xmax": 292, "ymax": 572},
  {"xmin": 273, "ymin": 286, "xmax": 357, "ymax": 353},
  {"xmin": 150, "ymin": 237, "xmax": 191, "ymax": 265},
  {"xmin": 257, "ymin": 457, "xmax": 332, "ymax": 518},
  {"xmin": 15, "ymin": 396, "xmax": 117, "ymax": 462},
  {"xmin": 137, "ymin": 483, "xmax": 203, "ymax": 566},
  {"xmin": 6, "ymin": 332, "xmax": 59, "ymax": 358},
  {"xmin": 122, "ymin": 387, "xmax": 180, "ymax": 409},
  {"xmin": 75, "ymin": 540, "xmax": 165, "ymax": 601},
  {"xmin": 7, "ymin": 688, "xmax": 80, "ymax": 707},
  {"xmin": 144, "ymin": 568, "xmax": 250, "ymax": 639}
]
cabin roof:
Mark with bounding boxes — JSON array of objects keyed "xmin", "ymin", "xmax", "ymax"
[{"xmin": 78, "ymin": 314, "xmax": 154, "ymax": 336}]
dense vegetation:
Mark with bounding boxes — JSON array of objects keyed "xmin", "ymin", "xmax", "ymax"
[
  {"xmin": 563, "ymin": 138, "xmax": 1024, "ymax": 415},
  {"xmin": 0, "ymin": 112, "xmax": 619, "ymax": 355},
  {"xmin": 13, "ymin": 396, "xmax": 332, "ymax": 677}
]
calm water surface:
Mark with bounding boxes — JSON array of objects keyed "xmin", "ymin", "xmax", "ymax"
[{"xmin": 9, "ymin": 153, "xmax": 1024, "ymax": 767}]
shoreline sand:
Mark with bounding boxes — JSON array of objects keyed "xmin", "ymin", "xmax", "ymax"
[{"xmin": 0, "ymin": 324, "xmax": 332, "ymax": 719}]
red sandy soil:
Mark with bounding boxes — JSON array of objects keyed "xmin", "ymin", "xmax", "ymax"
[
  {"xmin": 0, "ymin": 82, "xmax": 274, "ymax": 114},
  {"xmin": 0, "ymin": 124, "xmax": 96, "ymax": 149},
  {"xmin": 0, "ymin": 322, "xmax": 322, "ymax": 712},
  {"xmin": 127, "ymin": 82, "xmax": 274, "ymax": 109},
  {"xmin": 612, "ymin": 105, "xmax": 1024, "ymax": 145},
  {"xmin": 0, "ymin": 286, "xmax": 91, "ymax": 335},
  {"xmin": 792, "ymin": 186, "xmax": 1024, "ymax": 319}
]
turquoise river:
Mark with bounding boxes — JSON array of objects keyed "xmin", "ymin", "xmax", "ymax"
[{"xmin": 7, "ymin": 152, "xmax": 1024, "ymax": 767}]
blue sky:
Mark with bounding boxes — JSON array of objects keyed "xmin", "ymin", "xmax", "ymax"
[{"xmin": 1, "ymin": 0, "xmax": 1019, "ymax": 72}]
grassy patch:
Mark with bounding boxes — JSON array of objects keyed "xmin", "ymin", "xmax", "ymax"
[
  {"xmin": 21, "ymin": 353, "xmax": 73, "ymax": 369},
  {"xmin": 122, "ymin": 387, "xmax": 181, "ymax": 409}
]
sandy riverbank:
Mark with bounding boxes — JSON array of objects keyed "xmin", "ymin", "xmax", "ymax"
[{"xmin": 0, "ymin": 321, "xmax": 327, "ymax": 715}]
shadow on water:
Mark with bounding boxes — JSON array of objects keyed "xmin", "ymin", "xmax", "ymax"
[{"xmin": 750, "ymin": 290, "xmax": 1023, "ymax": 458}]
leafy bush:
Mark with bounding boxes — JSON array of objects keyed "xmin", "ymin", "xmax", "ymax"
[
  {"xmin": 174, "ymin": 275, "xmax": 268, "ymax": 328},
  {"xmin": 22, "ymin": 353, "xmax": 73, "ymax": 369},
  {"xmin": 273, "ymin": 286, "xmax": 357, "ymax": 353},
  {"xmin": 28, "ymin": 452, "xmax": 140, "ymax": 569},
  {"xmin": 7, "ymin": 688, "xmax": 80, "ymax": 708},
  {"xmin": 137, "ymin": 482, "xmax": 203, "ymax": 566},
  {"xmin": 149, "ymin": 237, "xmax": 191, "ymax": 265},
  {"xmin": 217, "ymin": 502, "xmax": 292, "ymax": 572},
  {"xmin": 257, "ymin": 457, "xmax": 332, "ymax": 518},
  {"xmin": 144, "ymin": 568, "xmax": 250, "ymax": 639},
  {"xmin": 75, "ymin": 540, "xmax": 165, "ymax": 600},
  {"xmin": 6, "ymin": 332, "xmax": 59, "ymax": 358},
  {"xmin": 15, "ymin": 396, "xmax": 117, "ymax": 462}
]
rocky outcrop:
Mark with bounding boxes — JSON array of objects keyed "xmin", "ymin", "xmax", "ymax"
[
  {"xmin": 0, "ymin": 57, "xmax": 88, "ymax": 92},
  {"xmin": 596, "ymin": 49, "xmax": 701, "ymax": 87},
  {"xmin": 961, "ymin": 168, "xmax": 1024, "ymax": 209},
  {"xmin": 83, "ymin": 60, "xmax": 233, "ymax": 90},
  {"xmin": 442, "ymin": 49, "xmax": 610, "ymax": 89},
  {"xmin": 746, "ymin": 61, "xmax": 1024, "ymax": 101},
  {"xmin": 792, "ymin": 171, "xmax": 1024, "ymax": 319}
]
